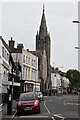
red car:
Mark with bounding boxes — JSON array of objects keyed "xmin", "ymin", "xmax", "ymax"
[{"xmin": 17, "ymin": 92, "xmax": 40, "ymax": 115}]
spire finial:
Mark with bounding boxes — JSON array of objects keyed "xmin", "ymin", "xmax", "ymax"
[{"xmin": 43, "ymin": 4, "xmax": 45, "ymax": 13}]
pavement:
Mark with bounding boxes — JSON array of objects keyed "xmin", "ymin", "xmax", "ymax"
[{"xmin": 2, "ymin": 100, "xmax": 17, "ymax": 120}]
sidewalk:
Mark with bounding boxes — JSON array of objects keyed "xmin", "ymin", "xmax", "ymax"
[{"xmin": 2, "ymin": 100, "xmax": 17, "ymax": 120}]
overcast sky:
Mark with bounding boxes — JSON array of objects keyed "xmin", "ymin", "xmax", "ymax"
[{"xmin": 1, "ymin": 2, "xmax": 79, "ymax": 72}]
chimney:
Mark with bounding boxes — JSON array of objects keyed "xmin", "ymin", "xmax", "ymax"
[
  {"xmin": 27, "ymin": 49, "xmax": 29, "ymax": 51},
  {"xmin": 17, "ymin": 44, "xmax": 24, "ymax": 50},
  {"xmin": 8, "ymin": 37, "xmax": 15, "ymax": 52}
]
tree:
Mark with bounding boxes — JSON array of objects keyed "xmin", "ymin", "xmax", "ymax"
[{"xmin": 65, "ymin": 69, "xmax": 80, "ymax": 90}]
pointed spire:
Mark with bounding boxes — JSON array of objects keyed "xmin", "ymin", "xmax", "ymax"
[
  {"xmin": 43, "ymin": 4, "xmax": 45, "ymax": 13},
  {"xmin": 39, "ymin": 5, "xmax": 47, "ymax": 37},
  {"xmin": 42, "ymin": 4, "xmax": 45, "ymax": 22},
  {"xmin": 37, "ymin": 31, "xmax": 38, "ymax": 35}
]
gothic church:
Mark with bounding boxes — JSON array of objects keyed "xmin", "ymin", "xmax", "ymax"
[{"xmin": 36, "ymin": 5, "xmax": 51, "ymax": 94}]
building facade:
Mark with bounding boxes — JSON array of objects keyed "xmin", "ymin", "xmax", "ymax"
[
  {"xmin": 8, "ymin": 38, "xmax": 40, "ymax": 93},
  {"xmin": 51, "ymin": 67, "xmax": 61, "ymax": 94},
  {"xmin": 0, "ymin": 36, "xmax": 10, "ymax": 94},
  {"xmin": 36, "ymin": 6, "xmax": 51, "ymax": 94},
  {"xmin": 51, "ymin": 67, "xmax": 69, "ymax": 95}
]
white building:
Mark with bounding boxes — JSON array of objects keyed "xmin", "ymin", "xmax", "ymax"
[
  {"xmin": 51, "ymin": 68, "xmax": 61, "ymax": 92},
  {"xmin": 51, "ymin": 67, "xmax": 70, "ymax": 94},
  {"xmin": 0, "ymin": 36, "xmax": 10, "ymax": 93},
  {"xmin": 51, "ymin": 72, "xmax": 61, "ymax": 90},
  {"xmin": 8, "ymin": 38, "xmax": 40, "ymax": 92}
]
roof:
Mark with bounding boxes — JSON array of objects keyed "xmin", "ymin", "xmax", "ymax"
[
  {"xmin": 20, "ymin": 92, "xmax": 35, "ymax": 95},
  {"xmin": 30, "ymin": 50, "xmax": 40, "ymax": 56},
  {"xmin": 0, "ymin": 36, "xmax": 11, "ymax": 52}
]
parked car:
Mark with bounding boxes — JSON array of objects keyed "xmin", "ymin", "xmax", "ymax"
[
  {"xmin": 36, "ymin": 91, "xmax": 44, "ymax": 101},
  {"xmin": 17, "ymin": 92, "xmax": 40, "ymax": 115}
]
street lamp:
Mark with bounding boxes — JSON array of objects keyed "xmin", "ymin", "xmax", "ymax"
[
  {"xmin": 75, "ymin": 46, "xmax": 80, "ymax": 49},
  {"xmin": 73, "ymin": 20, "xmax": 80, "ymax": 71},
  {"xmin": 72, "ymin": 20, "xmax": 80, "ymax": 23}
]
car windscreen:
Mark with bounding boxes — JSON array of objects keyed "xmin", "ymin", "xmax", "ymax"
[{"xmin": 19, "ymin": 93, "xmax": 36, "ymax": 101}]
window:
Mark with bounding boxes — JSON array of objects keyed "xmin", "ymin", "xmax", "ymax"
[
  {"xmin": 28, "ymin": 58, "xmax": 30, "ymax": 65},
  {"xmin": 28, "ymin": 67, "xmax": 30, "ymax": 80},
  {"xmin": 23, "ymin": 55, "xmax": 25, "ymax": 63},
  {"xmin": 26, "ymin": 67, "xmax": 27, "ymax": 80},
  {"xmin": 4, "ymin": 50, "xmax": 7, "ymax": 60},
  {"xmin": 26, "ymin": 56, "xmax": 28, "ymax": 64},
  {"xmin": 7, "ymin": 53, "xmax": 9, "ymax": 62},
  {"xmin": 32, "ymin": 59, "xmax": 33, "ymax": 66},
  {"xmin": 33, "ymin": 60, "xmax": 35, "ymax": 67},
  {"xmin": 23, "ymin": 66, "xmax": 25, "ymax": 79},
  {"xmin": 31, "ymin": 69, "xmax": 33, "ymax": 79},
  {"xmin": 2, "ymin": 47, "xmax": 4, "ymax": 57}
]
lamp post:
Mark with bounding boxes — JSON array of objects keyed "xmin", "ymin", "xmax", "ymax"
[
  {"xmin": 72, "ymin": 21, "xmax": 80, "ymax": 23},
  {"xmin": 73, "ymin": 20, "xmax": 80, "ymax": 71}
]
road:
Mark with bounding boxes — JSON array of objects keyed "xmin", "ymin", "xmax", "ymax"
[{"xmin": 13, "ymin": 95, "xmax": 80, "ymax": 120}]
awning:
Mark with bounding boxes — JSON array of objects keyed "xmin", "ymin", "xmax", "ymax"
[
  {"xmin": 9, "ymin": 81, "xmax": 20, "ymax": 86},
  {"xmin": 24, "ymin": 81, "xmax": 34, "ymax": 84},
  {"xmin": 24, "ymin": 81, "xmax": 40, "ymax": 86}
]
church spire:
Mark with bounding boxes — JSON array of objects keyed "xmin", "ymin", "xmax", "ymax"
[
  {"xmin": 39, "ymin": 4, "xmax": 47, "ymax": 39},
  {"xmin": 43, "ymin": 4, "xmax": 44, "ymax": 13}
]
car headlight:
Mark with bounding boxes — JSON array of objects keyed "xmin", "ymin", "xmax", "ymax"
[
  {"xmin": 34, "ymin": 100, "xmax": 38, "ymax": 106},
  {"xmin": 40, "ymin": 95, "xmax": 42, "ymax": 97},
  {"xmin": 17, "ymin": 102, "xmax": 21, "ymax": 106}
]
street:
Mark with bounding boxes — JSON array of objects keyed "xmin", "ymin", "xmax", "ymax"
[{"xmin": 12, "ymin": 95, "xmax": 80, "ymax": 120}]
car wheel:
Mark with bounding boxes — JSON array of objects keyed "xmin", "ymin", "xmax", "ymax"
[{"xmin": 38, "ymin": 108, "xmax": 41, "ymax": 113}]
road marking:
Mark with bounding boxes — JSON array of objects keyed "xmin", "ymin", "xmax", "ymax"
[
  {"xmin": 19, "ymin": 115, "xmax": 49, "ymax": 118},
  {"xmin": 0, "ymin": 109, "xmax": 2, "ymax": 112},
  {"xmin": 75, "ymin": 103, "xmax": 79, "ymax": 105},
  {"xmin": 58, "ymin": 98, "xmax": 62, "ymax": 99},
  {"xmin": 51, "ymin": 116, "xmax": 55, "ymax": 120},
  {"xmin": 0, "ymin": 104, "xmax": 3, "ymax": 107},
  {"xmin": 54, "ymin": 114, "xmax": 65, "ymax": 120},
  {"xmin": 44, "ymin": 101, "xmax": 50, "ymax": 114},
  {"xmin": 64, "ymin": 101, "xmax": 80, "ymax": 106},
  {"xmin": 0, "ymin": 104, "xmax": 3, "ymax": 112},
  {"xmin": 11, "ymin": 110, "xmax": 17, "ymax": 120},
  {"xmin": 64, "ymin": 102, "xmax": 66, "ymax": 106}
]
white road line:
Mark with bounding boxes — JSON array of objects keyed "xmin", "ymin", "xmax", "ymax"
[
  {"xmin": 64, "ymin": 102, "xmax": 66, "ymax": 106},
  {"xmin": 58, "ymin": 98, "xmax": 62, "ymax": 99},
  {"xmin": 0, "ymin": 104, "xmax": 3, "ymax": 112},
  {"xmin": 54, "ymin": 114, "xmax": 65, "ymax": 120},
  {"xmin": 51, "ymin": 116, "xmax": 55, "ymax": 120},
  {"xmin": 19, "ymin": 116, "xmax": 49, "ymax": 118},
  {"xmin": 44, "ymin": 101, "xmax": 50, "ymax": 114},
  {"xmin": 0, "ymin": 109, "xmax": 2, "ymax": 112},
  {"xmin": 11, "ymin": 110, "xmax": 17, "ymax": 119},
  {"xmin": 75, "ymin": 103, "xmax": 79, "ymax": 106},
  {"xmin": 0, "ymin": 104, "xmax": 3, "ymax": 107}
]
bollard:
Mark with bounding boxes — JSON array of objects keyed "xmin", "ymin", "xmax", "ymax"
[{"xmin": 7, "ymin": 88, "xmax": 12, "ymax": 115}]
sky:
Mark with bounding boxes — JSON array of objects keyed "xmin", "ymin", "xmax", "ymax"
[{"xmin": 0, "ymin": 1, "xmax": 79, "ymax": 72}]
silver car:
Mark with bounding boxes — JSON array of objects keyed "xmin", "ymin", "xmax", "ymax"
[{"xmin": 36, "ymin": 92, "xmax": 44, "ymax": 101}]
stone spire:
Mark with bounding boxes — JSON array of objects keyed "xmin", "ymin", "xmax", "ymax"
[{"xmin": 39, "ymin": 4, "xmax": 47, "ymax": 40}]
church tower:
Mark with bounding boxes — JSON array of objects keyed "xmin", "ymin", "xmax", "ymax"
[{"xmin": 36, "ymin": 5, "xmax": 51, "ymax": 94}]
